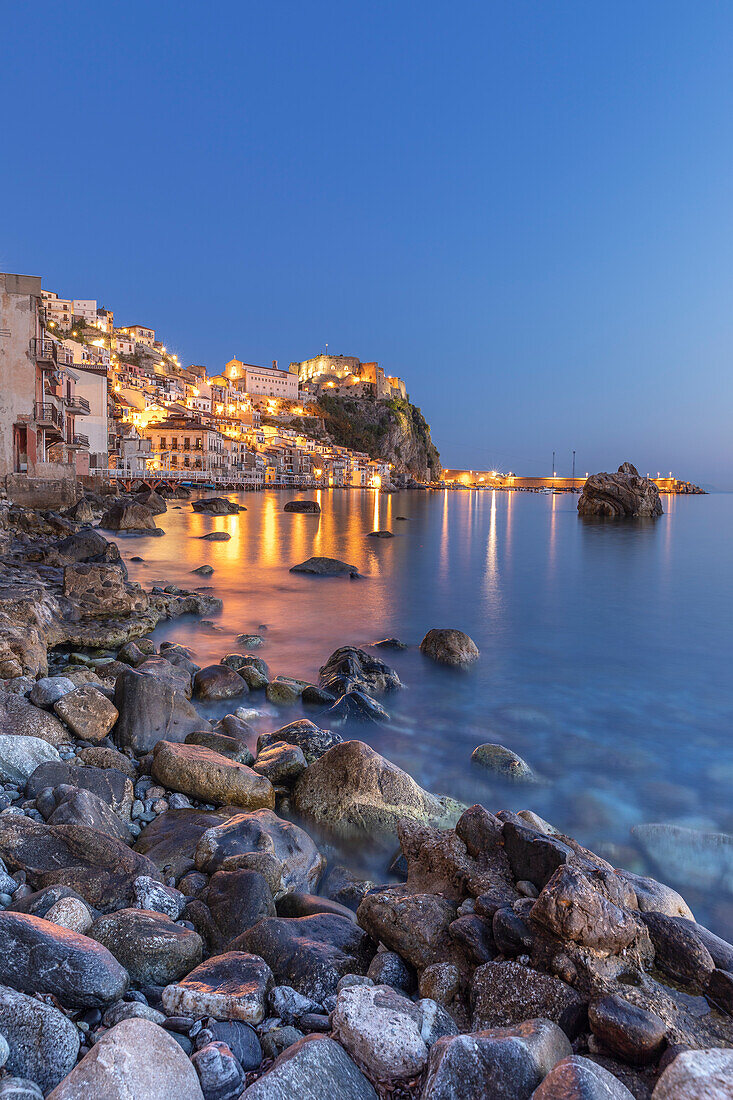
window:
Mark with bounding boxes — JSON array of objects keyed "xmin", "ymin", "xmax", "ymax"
[{"xmin": 159, "ymin": 437, "xmax": 166, "ymax": 449}]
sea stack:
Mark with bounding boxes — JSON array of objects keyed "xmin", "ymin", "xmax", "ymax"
[{"xmin": 577, "ymin": 462, "xmax": 663, "ymax": 518}]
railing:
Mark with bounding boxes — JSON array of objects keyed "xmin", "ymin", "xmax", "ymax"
[
  {"xmin": 72, "ymin": 433, "xmax": 90, "ymax": 448},
  {"xmin": 65, "ymin": 395, "xmax": 91, "ymax": 413},
  {"xmin": 34, "ymin": 338, "xmax": 74, "ymax": 368},
  {"xmin": 34, "ymin": 402, "xmax": 64, "ymax": 430}
]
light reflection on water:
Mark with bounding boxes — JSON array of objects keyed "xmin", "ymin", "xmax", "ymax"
[{"xmin": 122, "ymin": 489, "xmax": 733, "ymax": 934}]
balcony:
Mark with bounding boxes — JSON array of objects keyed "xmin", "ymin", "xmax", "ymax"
[
  {"xmin": 34, "ymin": 338, "xmax": 74, "ymax": 370},
  {"xmin": 34, "ymin": 402, "xmax": 64, "ymax": 433},
  {"xmin": 70, "ymin": 433, "xmax": 90, "ymax": 449},
  {"xmin": 65, "ymin": 394, "xmax": 91, "ymax": 415}
]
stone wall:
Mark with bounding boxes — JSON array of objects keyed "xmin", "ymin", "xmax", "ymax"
[{"xmin": 4, "ymin": 471, "xmax": 79, "ymax": 508}]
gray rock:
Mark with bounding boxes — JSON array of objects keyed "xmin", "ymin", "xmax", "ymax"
[
  {"xmin": 318, "ymin": 646, "xmax": 402, "ymax": 697},
  {"xmin": 472, "ymin": 961, "xmax": 587, "ymax": 1039},
  {"xmin": 207, "ymin": 869, "xmax": 275, "ymax": 942},
  {"xmin": 641, "ymin": 911, "xmax": 715, "ymax": 986},
  {"xmin": 53, "ymin": 685, "xmax": 118, "ymax": 743},
  {"xmin": 651, "ymin": 1048, "xmax": 733, "ymax": 1099},
  {"xmin": 28, "ymin": 677, "xmax": 76, "ymax": 709},
  {"xmin": 46, "ymin": 1018, "xmax": 205, "ymax": 1099},
  {"xmin": 471, "ymin": 743, "xmax": 535, "ymax": 782},
  {"xmin": 419, "ymin": 628, "xmax": 479, "ymax": 667},
  {"xmin": 615, "ymin": 869, "xmax": 694, "ymax": 920},
  {"xmin": 133, "ymin": 808, "xmax": 229, "ymax": 882},
  {"xmin": 326, "ymin": 690, "xmax": 390, "ymax": 724},
  {"xmin": 367, "ymin": 951, "xmax": 415, "ymax": 994},
  {"xmin": 44, "ymin": 896, "xmax": 93, "ymax": 934},
  {"xmin": 44, "ymin": 786, "xmax": 131, "ymax": 843},
  {"xmin": 268, "ymin": 986, "xmax": 322, "ymax": 1024},
  {"xmin": 0, "ymin": 1079, "xmax": 44, "ymax": 1100},
  {"xmin": 114, "ymin": 668, "xmax": 209, "ymax": 755},
  {"xmin": 533, "ymin": 1055, "xmax": 636, "ymax": 1098},
  {"xmin": 90, "ymin": 908, "xmax": 203, "ymax": 985},
  {"xmin": 186, "ymin": 731, "xmax": 254, "ymax": 765},
  {"xmin": 256, "ymin": 720, "xmax": 342, "ymax": 765},
  {"xmin": 194, "ymin": 666, "xmax": 249, "ymax": 702},
  {"xmin": 0, "ymin": 911, "xmax": 128, "ymax": 1007},
  {"xmin": 265, "ymin": 678, "xmax": 307, "ymax": 706},
  {"xmin": 103, "ymin": 1001, "xmax": 166, "ymax": 1026},
  {"xmin": 25, "ymin": 761, "xmax": 133, "ymax": 820},
  {"xmin": 0, "ymin": 984, "xmax": 80, "ymax": 1092},
  {"xmin": 200, "ymin": 531, "xmax": 231, "ymax": 541},
  {"xmin": 577, "ymin": 464, "xmax": 663, "ymax": 518},
  {"xmin": 208, "ymin": 1021, "xmax": 262, "ymax": 1069},
  {"xmin": 531, "ymin": 864, "xmax": 642, "ymax": 954},
  {"xmin": 289, "ymin": 557, "xmax": 360, "ymax": 577},
  {"xmin": 253, "ymin": 742, "xmax": 306, "ymax": 785},
  {"xmin": 631, "ymin": 822, "xmax": 733, "ymax": 894},
  {"xmin": 192, "ymin": 497, "xmax": 241, "ymax": 514},
  {"xmin": 240, "ymin": 1035, "xmax": 377, "ymax": 1100},
  {"xmin": 422, "ymin": 1018, "xmax": 572, "ymax": 1100},
  {"xmin": 132, "ymin": 875, "xmax": 186, "ymax": 919},
  {"xmin": 0, "ymin": 696, "xmax": 69, "ymax": 747},
  {"xmin": 162, "ymin": 952, "xmax": 273, "ymax": 1023},
  {"xmin": 192, "ymin": 1041, "xmax": 245, "ymax": 1100},
  {"xmin": 0, "ymin": 736, "xmax": 60, "ymax": 784}
]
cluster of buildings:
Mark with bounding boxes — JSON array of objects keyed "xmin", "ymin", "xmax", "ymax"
[{"xmin": 0, "ymin": 273, "xmax": 406, "ymax": 496}]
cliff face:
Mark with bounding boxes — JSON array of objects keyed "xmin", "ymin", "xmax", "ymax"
[{"xmin": 316, "ymin": 394, "xmax": 442, "ymax": 482}]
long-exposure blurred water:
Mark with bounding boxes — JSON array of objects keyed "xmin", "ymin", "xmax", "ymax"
[{"xmin": 120, "ymin": 488, "xmax": 733, "ymax": 934}]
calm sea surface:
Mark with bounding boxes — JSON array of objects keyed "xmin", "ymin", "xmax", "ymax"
[{"xmin": 121, "ymin": 488, "xmax": 733, "ymax": 935}]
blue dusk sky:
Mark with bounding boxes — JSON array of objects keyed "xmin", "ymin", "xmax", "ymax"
[{"xmin": 2, "ymin": 1, "xmax": 733, "ymax": 485}]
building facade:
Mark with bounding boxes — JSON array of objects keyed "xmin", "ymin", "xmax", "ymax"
[{"xmin": 223, "ymin": 358, "xmax": 299, "ymax": 399}]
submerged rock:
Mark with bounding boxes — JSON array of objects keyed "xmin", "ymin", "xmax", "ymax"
[
  {"xmin": 283, "ymin": 500, "xmax": 320, "ymax": 513},
  {"xmin": 319, "ymin": 645, "xmax": 402, "ymax": 696},
  {"xmin": 192, "ymin": 497, "xmax": 242, "ymax": 514},
  {"xmin": 577, "ymin": 463, "xmax": 663, "ymax": 518},
  {"xmin": 290, "ymin": 557, "xmax": 360, "ymax": 577},
  {"xmin": 419, "ymin": 628, "xmax": 479, "ymax": 667},
  {"xmin": 471, "ymin": 743, "xmax": 535, "ymax": 782}
]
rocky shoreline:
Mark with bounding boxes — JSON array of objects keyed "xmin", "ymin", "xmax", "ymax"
[{"xmin": 0, "ymin": 490, "xmax": 729, "ymax": 1099}]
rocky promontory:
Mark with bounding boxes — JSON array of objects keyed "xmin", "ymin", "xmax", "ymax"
[{"xmin": 0, "ymin": 495, "xmax": 728, "ymax": 1098}]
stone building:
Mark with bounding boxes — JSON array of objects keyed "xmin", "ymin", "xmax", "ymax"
[{"xmin": 292, "ymin": 354, "xmax": 406, "ymax": 400}]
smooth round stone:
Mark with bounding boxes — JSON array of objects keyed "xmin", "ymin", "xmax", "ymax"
[
  {"xmin": 588, "ymin": 995, "xmax": 667, "ymax": 1066},
  {"xmin": 44, "ymin": 896, "xmax": 93, "ymax": 934},
  {"xmin": 207, "ymin": 1020, "xmax": 262, "ymax": 1070}
]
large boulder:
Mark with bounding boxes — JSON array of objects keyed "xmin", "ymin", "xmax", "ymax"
[
  {"xmin": 152, "ymin": 742, "xmax": 275, "ymax": 809},
  {"xmin": 0, "ymin": 984, "xmax": 80, "ymax": 1093},
  {"xmin": 0, "ymin": 912, "xmax": 128, "ymax": 1007},
  {"xmin": 631, "ymin": 822, "xmax": 733, "ymax": 895},
  {"xmin": 194, "ymin": 808, "xmax": 324, "ymax": 898},
  {"xmin": 318, "ymin": 646, "xmax": 402, "ymax": 696},
  {"xmin": 206, "ymin": 869, "xmax": 276, "ymax": 942},
  {"xmin": 577, "ymin": 463, "xmax": 663, "ymax": 518},
  {"xmin": 53, "ymin": 685, "xmax": 119, "ymax": 742},
  {"xmin": 26, "ymin": 761, "xmax": 133, "ymax": 820},
  {"xmin": 192, "ymin": 497, "xmax": 241, "ymax": 514},
  {"xmin": 651, "ymin": 1048, "xmax": 733, "ymax": 1099},
  {"xmin": 0, "ymin": 695, "xmax": 69, "ymax": 747},
  {"xmin": 46, "ymin": 1018, "xmax": 205, "ymax": 1100},
  {"xmin": 292, "ymin": 740, "xmax": 463, "ymax": 843},
  {"xmin": 133, "ymin": 488, "xmax": 167, "ymax": 515},
  {"xmin": 419, "ymin": 628, "xmax": 479, "ymax": 667},
  {"xmin": 99, "ymin": 499, "xmax": 159, "ymax": 531},
  {"xmin": 90, "ymin": 908, "xmax": 203, "ymax": 985},
  {"xmin": 134, "ymin": 808, "xmax": 230, "ymax": 881},
  {"xmin": 162, "ymin": 952, "xmax": 272, "ymax": 1022},
  {"xmin": 194, "ymin": 665, "xmax": 249, "ymax": 702},
  {"xmin": 234, "ymin": 914, "xmax": 377, "ymax": 1002},
  {"xmin": 114, "ymin": 667, "xmax": 209, "ymax": 754},
  {"xmin": 62, "ymin": 563, "xmax": 148, "ymax": 619},
  {"xmin": 284, "ymin": 500, "xmax": 320, "ymax": 513},
  {"xmin": 0, "ymin": 735, "xmax": 60, "ymax": 783},
  {"xmin": 41, "ymin": 786, "xmax": 132, "ymax": 843},
  {"xmin": 240, "ymin": 1035, "xmax": 377, "ymax": 1100},
  {"xmin": 471, "ymin": 961, "xmax": 587, "ymax": 1039},
  {"xmin": 530, "ymin": 864, "xmax": 644, "ymax": 954},
  {"xmin": 357, "ymin": 887, "xmax": 458, "ymax": 970},
  {"xmin": 290, "ymin": 557, "xmax": 360, "ymax": 577}
]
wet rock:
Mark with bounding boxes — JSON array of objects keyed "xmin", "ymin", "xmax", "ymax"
[
  {"xmin": 502, "ymin": 820, "xmax": 574, "ymax": 889},
  {"xmin": 0, "ymin": 984, "xmax": 80, "ymax": 1092},
  {"xmin": 290, "ymin": 557, "xmax": 360, "ymax": 577},
  {"xmin": 100, "ymin": 499, "xmax": 159, "ymax": 530},
  {"xmin": 152, "ymin": 741, "xmax": 275, "ymax": 810},
  {"xmin": 472, "ymin": 960, "xmax": 587, "ymax": 1039},
  {"xmin": 235, "ymin": 634, "xmax": 264, "ymax": 648},
  {"xmin": 319, "ymin": 646, "xmax": 402, "ymax": 697},
  {"xmin": 419, "ymin": 628, "xmax": 479, "ymax": 667},
  {"xmin": 253, "ymin": 742, "xmax": 307, "ymax": 785},
  {"xmin": 533, "ymin": 1054, "xmax": 636, "ymax": 1098},
  {"xmin": 672, "ymin": 918, "xmax": 733, "ymax": 970},
  {"xmin": 134, "ymin": 808, "xmax": 229, "ymax": 881},
  {"xmin": 422, "ymin": 1018, "xmax": 572, "ymax": 1100},
  {"xmin": 357, "ymin": 887, "xmax": 457, "ymax": 970},
  {"xmin": 493, "ymin": 906, "xmax": 534, "ymax": 955},
  {"xmin": 588, "ymin": 994, "xmax": 667, "ymax": 1065},
  {"xmin": 449, "ymin": 913, "xmax": 495, "ymax": 965},
  {"xmin": 114, "ymin": 668, "xmax": 209, "ymax": 754},
  {"xmin": 293, "ymin": 740, "xmax": 462, "ymax": 843},
  {"xmin": 577, "ymin": 463, "xmax": 663, "ymax": 518},
  {"xmin": 320, "ymin": 864, "xmax": 376, "ymax": 912},
  {"xmin": 43, "ymin": 786, "xmax": 132, "ymax": 843},
  {"xmin": 192, "ymin": 498, "xmax": 241, "ymax": 514},
  {"xmin": 266, "ymin": 677, "xmax": 308, "ymax": 706},
  {"xmin": 332, "ymin": 984, "xmax": 457, "ymax": 1079},
  {"xmin": 26, "ymin": 761, "xmax": 133, "ymax": 819},
  {"xmin": 240, "ymin": 1034, "xmax": 377, "ymax": 1100},
  {"xmin": 284, "ymin": 500, "xmax": 320, "ymax": 513},
  {"xmin": 192, "ymin": 1041, "xmax": 245, "ymax": 1100},
  {"xmin": 207, "ymin": 1020, "xmax": 262, "ymax": 1069},
  {"xmin": 28, "ymin": 676, "xmax": 75, "ymax": 709},
  {"xmin": 326, "ymin": 690, "xmax": 390, "ymax": 724},
  {"xmin": 531, "ymin": 864, "xmax": 643, "ymax": 954},
  {"xmin": 91, "ymin": 908, "xmax": 203, "ymax": 984},
  {"xmin": 0, "ymin": 696, "xmax": 69, "ymax": 747},
  {"xmin": 186, "ymin": 731, "xmax": 254, "ymax": 765},
  {"xmin": 368, "ymin": 529, "xmax": 394, "ymax": 538},
  {"xmin": 52, "ymin": 684, "xmax": 119, "ymax": 742},
  {"xmin": 0, "ymin": 735, "xmax": 60, "ymax": 783},
  {"xmin": 0, "ymin": 911, "xmax": 128, "ymax": 1007},
  {"xmin": 207, "ymin": 869, "xmax": 276, "ymax": 941},
  {"xmin": 238, "ymin": 665, "xmax": 269, "ymax": 691},
  {"xmin": 162, "ymin": 952, "xmax": 273, "ymax": 1022},
  {"xmin": 192, "ymin": 565, "xmax": 215, "ymax": 576},
  {"xmin": 46, "ymin": 1017, "xmax": 205, "ymax": 1099},
  {"xmin": 471, "ymin": 743, "xmax": 535, "ymax": 781},
  {"xmin": 200, "ymin": 532, "xmax": 231, "ymax": 541},
  {"xmin": 257, "ymin": 720, "xmax": 342, "ymax": 765},
  {"xmin": 134, "ymin": 488, "xmax": 167, "ymax": 515},
  {"xmin": 641, "ymin": 911, "xmax": 715, "ymax": 987},
  {"xmin": 234, "ymin": 914, "xmax": 376, "ymax": 1002},
  {"xmin": 277, "ymin": 892, "xmax": 357, "ymax": 922},
  {"xmin": 194, "ymin": 665, "xmax": 248, "ymax": 702},
  {"xmin": 651, "ymin": 1048, "xmax": 733, "ymax": 1099}
]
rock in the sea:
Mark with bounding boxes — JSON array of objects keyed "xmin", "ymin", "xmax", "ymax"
[
  {"xmin": 194, "ymin": 809, "xmax": 324, "ymax": 898},
  {"xmin": 0, "ymin": 735, "xmax": 60, "ymax": 783},
  {"xmin": 422, "ymin": 1019, "xmax": 572, "ymax": 1100},
  {"xmin": 134, "ymin": 488, "xmax": 167, "ymax": 515},
  {"xmin": 293, "ymin": 740, "xmax": 462, "ymax": 843},
  {"xmin": 265, "ymin": 677, "xmax": 308, "ymax": 706},
  {"xmin": 240, "ymin": 1034, "xmax": 377, "ymax": 1100},
  {"xmin": 283, "ymin": 500, "xmax": 320, "ymax": 513},
  {"xmin": 91, "ymin": 908, "xmax": 203, "ymax": 985},
  {"xmin": 234, "ymin": 914, "xmax": 376, "ymax": 1003},
  {"xmin": 631, "ymin": 822, "xmax": 733, "ymax": 894},
  {"xmin": 0, "ymin": 911, "xmax": 128, "ymax": 1007},
  {"xmin": 257, "ymin": 720, "xmax": 342, "ymax": 765},
  {"xmin": 114, "ymin": 667, "xmax": 209, "ymax": 754},
  {"xmin": 419, "ymin": 628, "xmax": 479, "ymax": 667},
  {"xmin": 53, "ymin": 685, "xmax": 119, "ymax": 742},
  {"xmin": 368, "ymin": 529, "xmax": 394, "ymax": 538},
  {"xmin": 152, "ymin": 742, "xmax": 275, "ymax": 809},
  {"xmin": 532, "ymin": 1054, "xmax": 636, "ymax": 1099},
  {"xmin": 471, "ymin": 960, "xmax": 587, "ymax": 1039},
  {"xmin": 162, "ymin": 952, "xmax": 272, "ymax": 1022},
  {"xmin": 332, "ymin": 984, "xmax": 457, "ymax": 1079},
  {"xmin": 192, "ymin": 497, "xmax": 241, "ymax": 514},
  {"xmin": 471, "ymin": 743, "xmax": 535, "ymax": 781},
  {"xmin": 46, "ymin": 1018, "xmax": 204, "ymax": 1099},
  {"xmin": 192, "ymin": 564, "xmax": 215, "ymax": 576},
  {"xmin": 651, "ymin": 1048, "xmax": 733, "ymax": 1099},
  {"xmin": 100, "ymin": 499, "xmax": 159, "ymax": 531},
  {"xmin": 289, "ymin": 557, "xmax": 360, "ymax": 577},
  {"xmin": 326, "ymin": 690, "xmax": 390, "ymax": 724},
  {"xmin": 0, "ymin": 984, "xmax": 80, "ymax": 1093},
  {"xmin": 319, "ymin": 646, "xmax": 402, "ymax": 696},
  {"xmin": 194, "ymin": 665, "xmax": 249, "ymax": 701},
  {"xmin": 577, "ymin": 463, "xmax": 663, "ymax": 518},
  {"xmin": 200, "ymin": 531, "xmax": 231, "ymax": 541},
  {"xmin": 588, "ymin": 994, "xmax": 667, "ymax": 1065}
]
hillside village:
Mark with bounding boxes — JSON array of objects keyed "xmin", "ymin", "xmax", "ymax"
[{"xmin": 0, "ymin": 273, "xmax": 441, "ymax": 501}]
